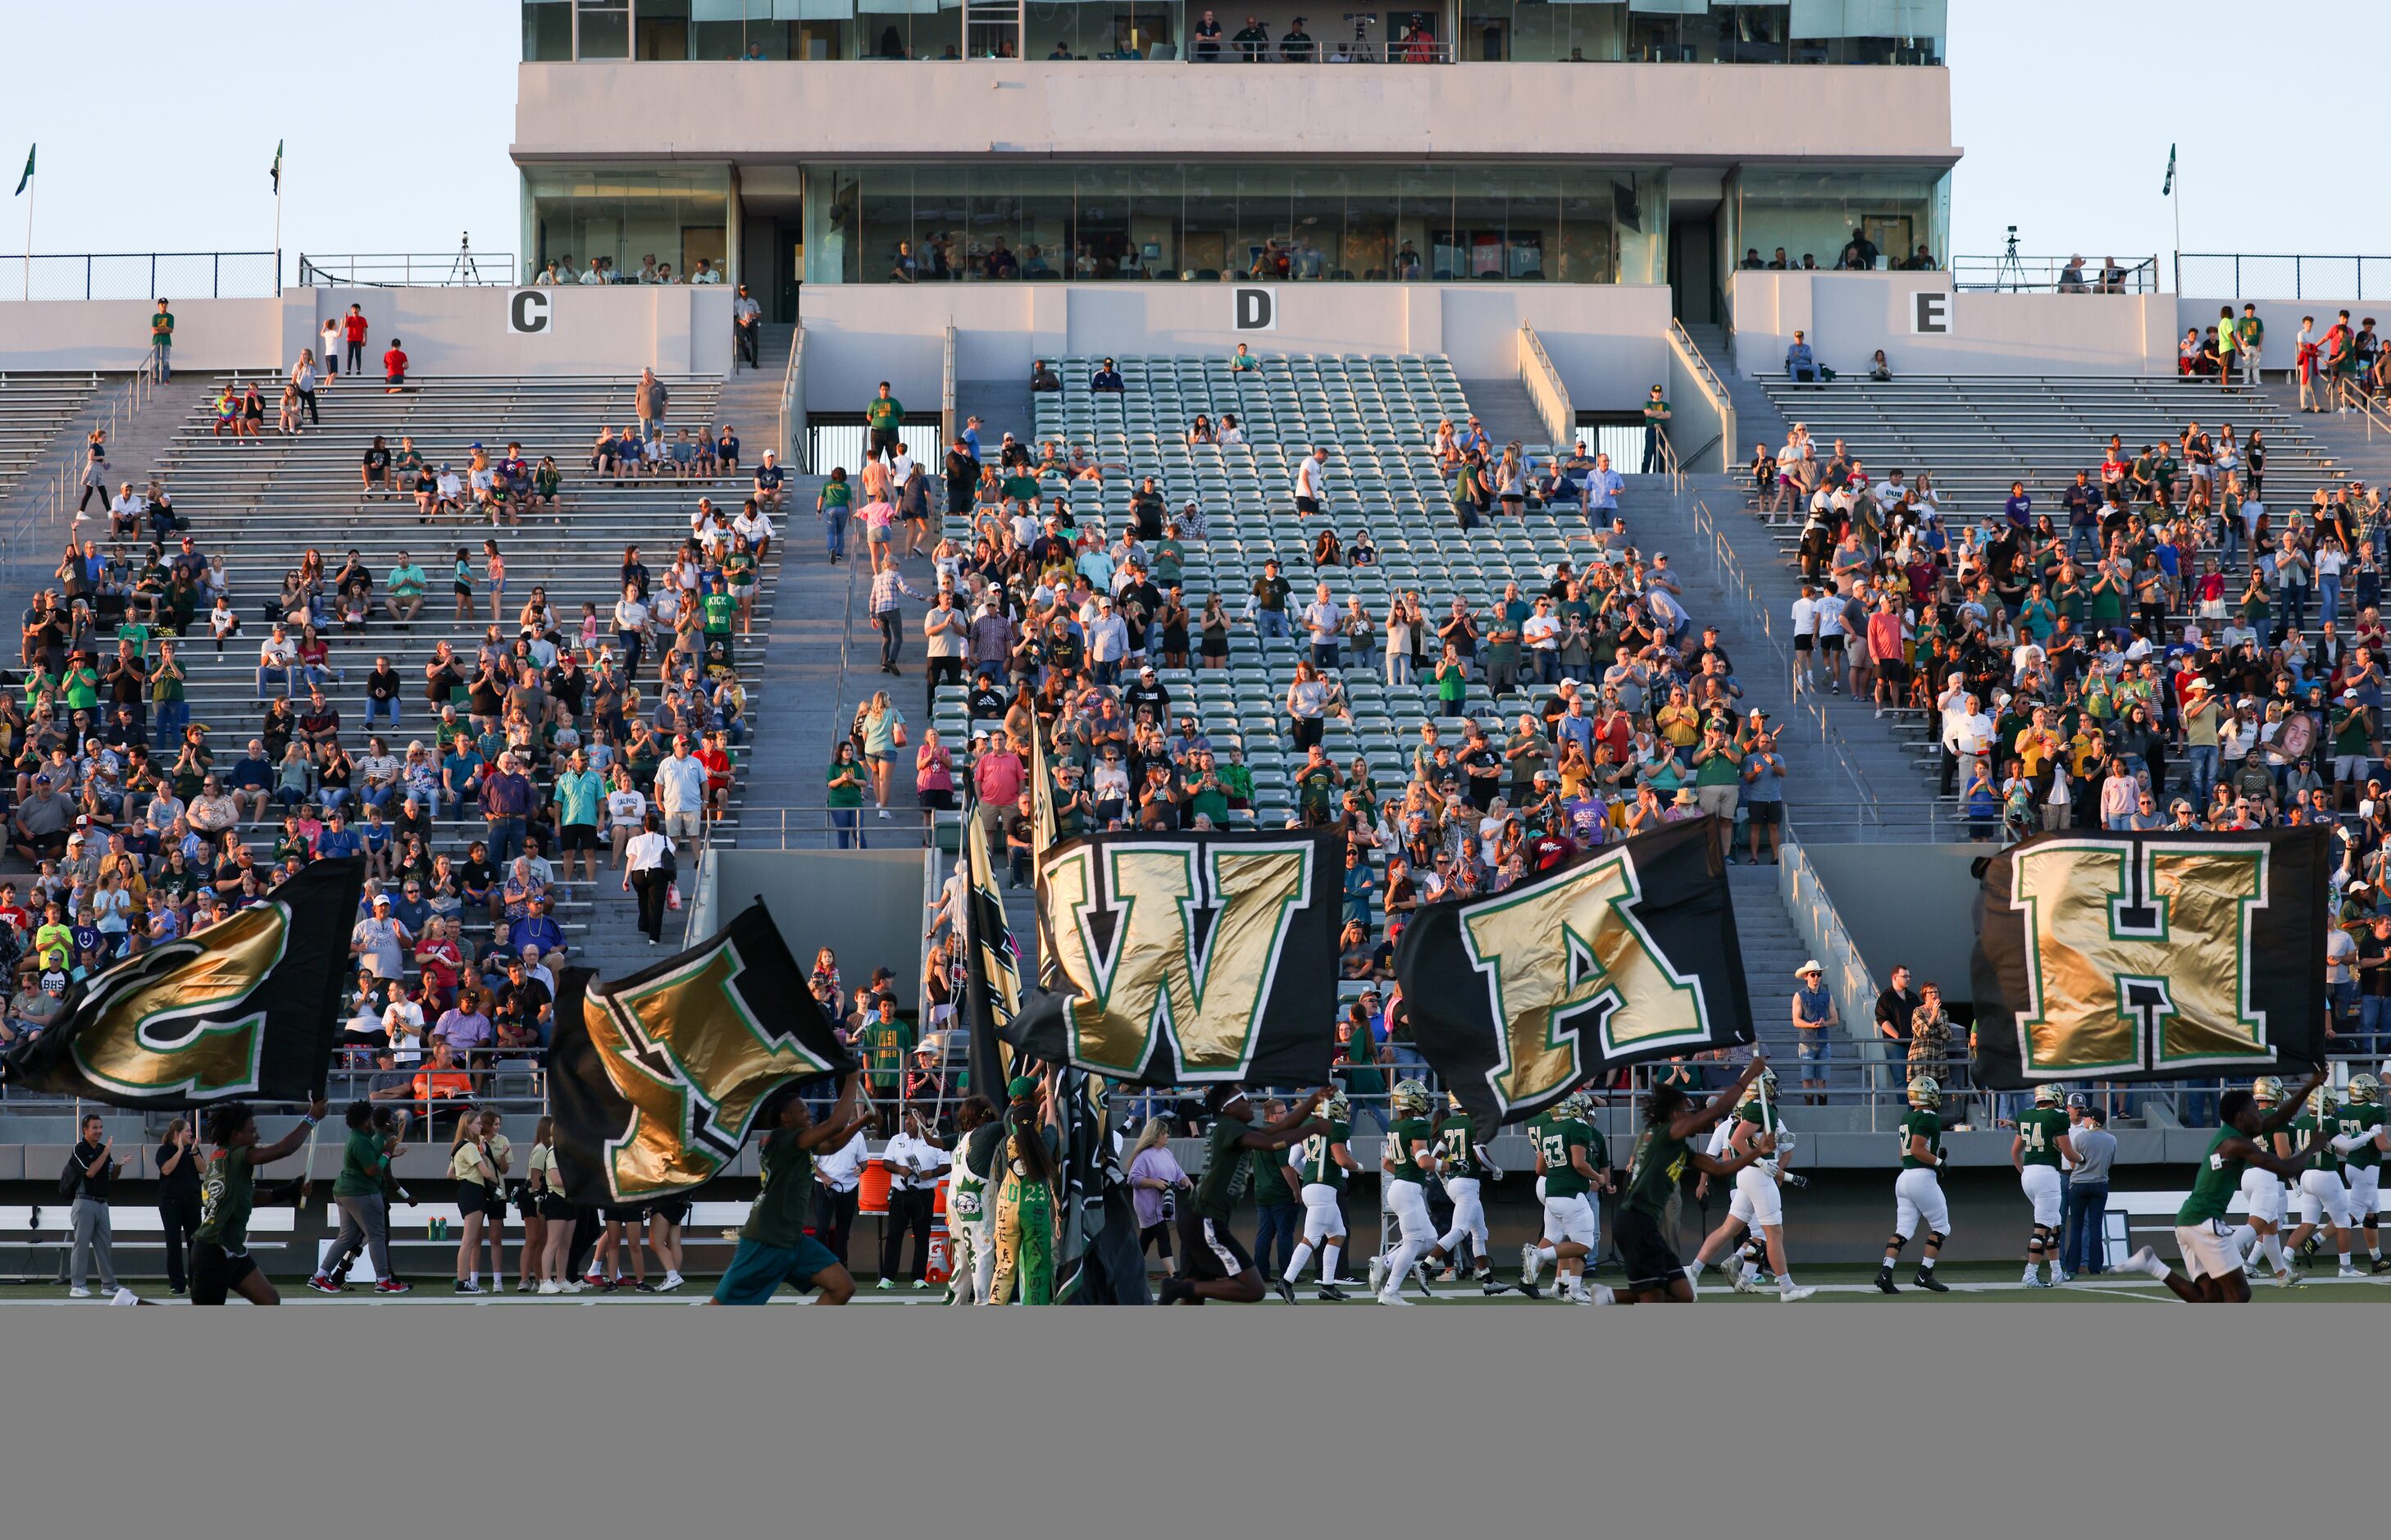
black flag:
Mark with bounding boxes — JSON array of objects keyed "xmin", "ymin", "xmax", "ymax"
[
  {"xmin": 959, "ymin": 792, "xmax": 1022, "ymax": 1101},
  {"xmin": 1970, "ymin": 827, "xmax": 2330, "ymax": 1087},
  {"xmin": 550, "ymin": 901, "xmax": 858, "ymax": 1207},
  {"xmin": 1394, "ymin": 818, "xmax": 1754, "ymax": 1129},
  {"xmin": 1005, "ymin": 827, "xmax": 1341, "ymax": 1087},
  {"xmin": 0, "ymin": 857, "xmax": 362, "ymax": 1106}
]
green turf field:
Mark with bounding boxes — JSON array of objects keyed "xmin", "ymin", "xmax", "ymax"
[{"xmin": 4, "ymin": 1262, "xmax": 2385, "ymax": 1304}]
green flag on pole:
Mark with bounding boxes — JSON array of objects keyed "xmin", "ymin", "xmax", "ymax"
[
  {"xmin": 12, "ymin": 145, "xmax": 31, "ymax": 198},
  {"xmin": 270, "ymin": 139, "xmax": 282, "ymax": 194},
  {"xmin": 2161, "ymin": 144, "xmax": 2176, "ymax": 197}
]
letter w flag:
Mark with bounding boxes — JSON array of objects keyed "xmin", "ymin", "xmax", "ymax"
[{"xmin": 1395, "ymin": 818, "xmax": 1754, "ymax": 1128}]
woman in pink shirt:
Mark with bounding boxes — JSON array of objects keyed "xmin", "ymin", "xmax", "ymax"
[{"xmin": 914, "ymin": 728, "xmax": 955, "ymax": 811}]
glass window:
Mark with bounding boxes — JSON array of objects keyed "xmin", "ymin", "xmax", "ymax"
[
  {"xmin": 576, "ymin": 0, "xmax": 631, "ymax": 58},
  {"xmin": 1733, "ymin": 166, "xmax": 1944, "ymax": 273},
  {"xmin": 526, "ymin": 164, "xmax": 731, "ymax": 283},
  {"xmin": 637, "ymin": 0, "xmax": 694, "ymax": 57},
  {"xmin": 523, "ymin": 0, "xmax": 574, "ymax": 60}
]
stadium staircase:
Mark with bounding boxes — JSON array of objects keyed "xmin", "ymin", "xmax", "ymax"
[
  {"xmin": 4, "ymin": 372, "xmax": 215, "ymax": 595},
  {"xmin": 2255, "ymin": 376, "xmax": 2391, "ymax": 491},
  {"xmin": 129, "ymin": 370, "xmax": 773, "ymax": 982}
]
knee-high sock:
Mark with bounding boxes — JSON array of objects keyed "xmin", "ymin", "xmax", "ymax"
[
  {"xmin": 1383, "ymin": 1237, "xmax": 1423, "ymax": 1293},
  {"xmin": 1284, "ymin": 1241, "xmax": 1314, "ymax": 1284},
  {"xmin": 1321, "ymin": 1242, "xmax": 1343, "ymax": 1284}
]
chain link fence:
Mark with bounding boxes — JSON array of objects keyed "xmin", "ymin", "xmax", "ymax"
[
  {"xmin": 2176, "ymin": 253, "xmax": 2391, "ymax": 300},
  {"xmin": 14, "ymin": 251, "xmax": 278, "ymax": 301}
]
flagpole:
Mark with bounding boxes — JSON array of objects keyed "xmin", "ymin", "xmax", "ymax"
[{"xmin": 21, "ymin": 169, "xmax": 32, "ymax": 302}]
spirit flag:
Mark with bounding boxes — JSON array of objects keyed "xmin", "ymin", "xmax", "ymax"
[{"xmin": 1970, "ymin": 827, "xmax": 2330, "ymax": 1087}]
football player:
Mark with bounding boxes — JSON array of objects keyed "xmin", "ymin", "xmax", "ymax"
[
  {"xmin": 1276, "ymin": 1091, "xmax": 1363, "ymax": 1302},
  {"xmin": 2325, "ymin": 1073, "xmax": 2389, "ymax": 1272},
  {"xmin": 2284, "ymin": 1083, "xmax": 2363, "ymax": 1279},
  {"xmin": 1432, "ymin": 1091, "xmax": 1505, "ymax": 1292},
  {"xmin": 1521, "ymin": 1091, "xmax": 1608, "ymax": 1303},
  {"xmin": 2011, "ymin": 1083, "xmax": 2078, "ymax": 1288},
  {"xmin": 1367, "ymin": 1079, "xmax": 1444, "ymax": 1305},
  {"xmin": 2122, "ymin": 1067, "xmax": 2327, "ymax": 1301},
  {"xmin": 1875, "ymin": 1076, "xmax": 1954, "ymax": 1294},
  {"xmin": 1688, "ymin": 1066, "xmax": 1815, "ymax": 1301},
  {"xmin": 2228, "ymin": 1077, "xmax": 2299, "ymax": 1287}
]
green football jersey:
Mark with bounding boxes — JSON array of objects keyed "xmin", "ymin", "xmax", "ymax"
[
  {"xmin": 1299, "ymin": 1121, "xmax": 1351, "ymax": 1190},
  {"xmin": 2176, "ymin": 1125, "xmax": 2248, "ymax": 1226},
  {"xmin": 950, "ymin": 1121, "xmax": 1006, "ymax": 1221},
  {"xmin": 1385, "ymin": 1116, "xmax": 1432, "ymax": 1183},
  {"xmin": 2015, "ymin": 1107, "xmax": 2070, "ymax": 1168},
  {"xmin": 1539, "ymin": 1118, "xmax": 1596, "ymax": 1199},
  {"xmin": 1438, "ymin": 1114, "xmax": 1490, "ymax": 1180},
  {"xmin": 1196, "ymin": 1113, "xmax": 1252, "ymax": 1222},
  {"xmin": 2288, "ymin": 1114, "xmax": 2337, "ymax": 1172},
  {"xmin": 742, "ymin": 1128, "xmax": 815, "ymax": 1249},
  {"xmin": 1898, "ymin": 1108, "xmax": 1942, "ymax": 1169},
  {"xmin": 1623, "ymin": 1128, "xmax": 1689, "ymax": 1219},
  {"xmin": 194, "ymin": 1146, "xmax": 257, "ymax": 1251},
  {"xmin": 2334, "ymin": 1105, "xmax": 2384, "ymax": 1170}
]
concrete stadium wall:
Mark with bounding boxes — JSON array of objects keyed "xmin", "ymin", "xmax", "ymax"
[
  {"xmin": 1798, "ymin": 842, "xmax": 1991, "ymax": 1009},
  {"xmin": 1730, "ymin": 271, "xmax": 2178, "ymax": 380},
  {"xmin": 0, "ymin": 286, "xmax": 732, "ymax": 378},
  {"xmin": 517, "ymin": 60, "xmax": 1958, "ymax": 166},
  {"xmin": 798, "ymin": 282, "xmax": 1674, "ymax": 415},
  {"xmin": 707, "ymin": 848, "xmax": 929, "ymax": 1013}
]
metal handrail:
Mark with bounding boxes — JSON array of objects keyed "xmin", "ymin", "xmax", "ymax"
[
  {"xmin": 1665, "ymin": 317, "xmax": 1737, "ymax": 476},
  {"xmin": 940, "ymin": 321, "xmax": 959, "ymax": 456},
  {"xmin": 298, "ymin": 252, "xmax": 517, "ymax": 288},
  {"xmin": 1948, "ymin": 253, "xmax": 2159, "ymax": 294},
  {"xmin": 1517, "ymin": 321, "xmax": 1574, "ymax": 454},
  {"xmin": 781, "ymin": 323, "xmax": 808, "ymax": 472},
  {"xmin": 6, "ymin": 366, "xmax": 156, "ymax": 581},
  {"xmin": 2175, "ymin": 251, "xmax": 2391, "ymax": 300},
  {"xmin": 12, "ymin": 250, "xmax": 278, "ymax": 301}
]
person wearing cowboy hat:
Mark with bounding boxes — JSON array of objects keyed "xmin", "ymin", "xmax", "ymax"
[
  {"xmin": 1792, "ymin": 962, "xmax": 1838, "ymax": 1103},
  {"xmin": 2181, "ymin": 675, "xmax": 2224, "ymax": 809},
  {"xmin": 1666, "ymin": 786, "xmax": 1701, "ymax": 821}
]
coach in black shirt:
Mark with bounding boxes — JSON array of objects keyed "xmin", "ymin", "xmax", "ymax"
[{"xmin": 1874, "ymin": 964, "xmax": 1921, "ymax": 1050}]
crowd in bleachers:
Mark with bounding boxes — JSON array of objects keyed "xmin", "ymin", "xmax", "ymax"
[
  {"xmin": 0, "ymin": 358, "xmax": 777, "ymax": 1091},
  {"xmin": 1751, "ymin": 385, "xmax": 2391, "ymax": 1059},
  {"xmin": 882, "ymin": 350, "xmax": 1787, "ymax": 1102}
]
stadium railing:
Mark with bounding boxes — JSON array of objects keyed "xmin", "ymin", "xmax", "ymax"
[
  {"xmin": 13, "ymin": 250, "xmax": 279, "ymax": 302},
  {"xmin": 1517, "ymin": 321, "xmax": 1573, "ymax": 458},
  {"xmin": 1665, "ymin": 317, "xmax": 1736, "ymax": 476},
  {"xmin": 1948, "ymin": 253, "xmax": 2158, "ymax": 294},
  {"xmin": 780, "ymin": 324, "xmax": 808, "ymax": 471},
  {"xmin": 297, "ymin": 252, "xmax": 517, "ymax": 288},
  {"xmin": 2176, "ymin": 251, "xmax": 2391, "ymax": 300}
]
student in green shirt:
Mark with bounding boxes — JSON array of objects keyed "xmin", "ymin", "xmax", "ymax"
[
  {"xmin": 1599, "ymin": 1055, "xmax": 1771, "ymax": 1305},
  {"xmin": 311, "ymin": 1101, "xmax": 407, "ymax": 1293},
  {"xmin": 193, "ymin": 1094, "xmax": 330, "ymax": 1306},
  {"xmin": 150, "ymin": 300, "xmax": 175, "ymax": 380},
  {"xmin": 710, "ymin": 1072, "xmax": 870, "ymax": 1305},
  {"xmin": 827, "ymin": 742, "xmax": 866, "ymax": 849},
  {"xmin": 867, "ymin": 381, "xmax": 904, "ymax": 461},
  {"xmin": 1435, "ymin": 645, "xmax": 1469, "ymax": 715},
  {"xmin": 1162, "ymin": 1085, "xmax": 1327, "ymax": 1305}
]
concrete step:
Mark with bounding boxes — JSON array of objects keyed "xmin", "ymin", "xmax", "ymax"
[{"xmin": 1456, "ymin": 377, "xmax": 1551, "ymax": 451}]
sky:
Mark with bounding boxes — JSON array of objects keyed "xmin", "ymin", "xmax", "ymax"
[{"xmin": 1, "ymin": 0, "xmax": 2384, "ymax": 287}]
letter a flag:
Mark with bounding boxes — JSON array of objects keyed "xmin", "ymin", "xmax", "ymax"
[
  {"xmin": 1970, "ymin": 827, "xmax": 2329, "ymax": 1087},
  {"xmin": 1395, "ymin": 818, "xmax": 1753, "ymax": 1129},
  {"xmin": 550, "ymin": 900, "xmax": 859, "ymax": 1207},
  {"xmin": 1006, "ymin": 827, "xmax": 1341, "ymax": 1087},
  {"xmin": 0, "ymin": 857, "xmax": 363, "ymax": 1105}
]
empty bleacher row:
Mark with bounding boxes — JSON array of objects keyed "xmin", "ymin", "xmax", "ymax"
[
  {"xmin": 0, "ymin": 372, "xmax": 102, "ymax": 503},
  {"xmin": 39, "ymin": 371, "xmax": 774, "ymax": 969}
]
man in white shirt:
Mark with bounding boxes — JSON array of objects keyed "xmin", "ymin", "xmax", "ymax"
[
  {"xmin": 1789, "ymin": 583, "xmax": 1820, "ymax": 695},
  {"xmin": 1304, "ymin": 583, "xmax": 1343, "ymax": 671},
  {"xmin": 256, "ymin": 626, "xmax": 297, "ymax": 699},
  {"xmin": 812, "ymin": 1122, "xmax": 869, "ymax": 1268},
  {"xmin": 878, "ymin": 1108, "xmax": 950, "ymax": 1290},
  {"xmin": 1085, "ymin": 597, "xmax": 1131, "ymax": 686},
  {"xmin": 580, "ymin": 258, "xmax": 606, "ymax": 285},
  {"xmin": 1522, "ymin": 595, "xmax": 1563, "ymax": 684},
  {"xmin": 1293, "ymin": 445, "xmax": 1329, "ymax": 519},
  {"xmin": 651, "ymin": 736, "xmax": 710, "ymax": 848},
  {"xmin": 1934, "ymin": 676, "xmax": 1974, "ymax": 797}
]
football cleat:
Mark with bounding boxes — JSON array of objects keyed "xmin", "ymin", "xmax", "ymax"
[
  {"xmin": 1412, "ymin": 1262, "xmax": 1435, "ymax": 1299},
  {"xmin": 1776, "ymin": 1284, "xmax": 1818, "ymax": 1302},
  {"xmin": 1874, "ymin": 1269, "xmax": 1898, "ymax": 1294},
  {"xmin": 1318, "ymin": 1283, "xmax": 1353, "ymax": 1301},
  {"xmin": 1271, "ymin": 1278, "xmax": 1296, "ymax": 1305},
  {"xmin": 2336, "ymin": 1265, "xmax": 2366, "ymax": 1280},
  {"xmin": 1376, "ymin": 1289, "xmax": 1414, "ymax": 1306},
  {"xmin": 1907, "ymin": 1076, "xmax": 1941, "ymax": 1109},
  {"xmin": 2348, "ymin": 1073, "xmax": 2381, "ymax": 1106},
  {"xmin": 1367, "ymin": 1255, "xmax": 1387, "ymax": 1296},
  {"xmin": 1519, "ymin": 1242, "xmax": 1543, "ymax": 1287},
  {"xmin": 1913, "ymin": 1269, "xmax": 1950, "ymax": 1292},
  {"xmin": 2033, "ymin": 1083, "xmax": 2065, "ymax": 1108},
  {"xmin": 1730, "ymin": 1268, "xmax": 1759, "ymax": 1295}
]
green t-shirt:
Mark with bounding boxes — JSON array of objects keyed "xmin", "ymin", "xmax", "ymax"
[
  {"xmin": 701, "ymin": 592, "xmax": 736, "ymax": 635},
  {"xmin": 194, "ymin": 1145, "xmax": 257, "ymax": 1251},
  {"xmin": 1643, "ymin": 397, "xmax": 1671, "ymax": 426},
  {"xmin": 1252, "ymin": 1142, "xmax": 1295, "ymax": 1205},
  {"xmin": 1539, "ymin": 1117, "xmax": 1596, "ymax": 1198},
  {"xmin": 2333, "ymin": 1105, "xmax": 2383, "ymax": 1170},
  {"xmin": 333, "ymin": 1128, "xmax": 389, "ymax": 1197},
  {"xmin": 867, "ymin": 396, "xmax": 904, "ymax": 432},
  {"xmin": 152, "ymin": 309, "xmax": 175, "ymax": 347},
  {"xmin": 862, "ymin": 1018, "xmax": 913, "ymax": 1082},
  {"xmin": 2015, "ymin": 1107, "xmax": 2069, "ymax": 1168},
  {"xmin": 1385, "ymin": 1115, "xmax": 1432, "ymax": 1183},
  {"xmin": 1196, "ymin": 1113, "xmax": 1252, "ymax": 1222},
  {"xmin": 1692, "ymin": 747, "xmax": 1741, "ymax": 787},
  {"xmin": 2175, "ymin": 1125, "xmax": 2246, "ymax": 1225},
  {"xmin": 1297, "ymin": 1120, "xmax": 1350, "ymax": 1190},
  {"xmin": 743, "ymin": 1127, "xmax": 814, "ymax": 1249},
  {"xmin": 1899, "ymin": 1108, "xmax": 1942, "ymax": 1169},
  {"xmin": 826, "ymin": 762, "xmax": 864, "ymax": 808},
  {"xmin": 821, "ymin": 481, "xmax": 853, "ymax": 510},
  {"xmin": 1623, "ymin": 1126, "xmax": 1690, "ymax": 1219}
]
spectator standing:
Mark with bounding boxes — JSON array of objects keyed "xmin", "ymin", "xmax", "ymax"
[
  {"xmin": 153, "ymin": 1116, "xmax": 202, "ymax": 1296},
  {"xmin": 635, "ymin": 367, "xmax": 669, "ymax": 441},
  {"xmin": 150, "ymin": 298, "xmax": 175, "ymax": 381},
  {"xmin": 867, "ymin": 380, "xmax": 904, "ymax": 463},
  {"xmin": 342, "ymin": 304, "xmax": 369, "ymax": 374},
  {"xmin": 731, "ymin": 285, "xmax": 762, "ymax": 369},
  {"xmin": 1790, "ymin": 961, "xmax": 1837, "ymax": 1104},
  {"xmin": 812, "ymin": 1114, "xmax": 868, "ymax": 1268},
  {"xmin": 878, "ymin": 1107, "xmax": 947, "ymax": 1289},
  {"xmin": 2059, "ymin": 1099, "xmax": 2114, "ymax": 1278},
  {"xmin": 65, "ymin": 1112, "xmax": 125, "ymax": 1299},
  {"xmin": 623, "ymin": 812, "xmax": 674, "ymax": 944},
  {"xmin": 1640, "ymin": 384, "xmax": 1673, "ymax": 474}
]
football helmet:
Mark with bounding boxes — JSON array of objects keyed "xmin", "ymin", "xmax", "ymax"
[
  {"xmin": 1320, "ymin": 1093, "xmax": 1352, "ymax": 1124},
  {"xmin": 2033, "ymin": 1084, "xmax": 2064, "ymax": 1108},
  {"xmin": 1750, "ymin": 1068, "xmax": 1780, "ymax": 1105},
  {"xmin": 1391, "ymin": 1079, "xmax": 1432, "ymax": 1117},
  {"xmin": 2348, "ymin": 1073, "xmax": 2381, "ymax": 1107},
  {"xmin": 1556, "ymin": 1091, "xmax": 1593, "ymax": 1122},
  {"xmin": 1907, "ymin": 1076, "xmax": 1941, "ymax": 1109},
  {"xmin": 1447, "ymin": 1089, "xmax": 1466, "ymax": 1114},
  {"xmin": 2252, "ymin": 1075, "xmax": 2285, "ymax": 1105},
  {"xmin": 2307, "ymin": 1086, "xmax": 2338, "ymax": 1119}
]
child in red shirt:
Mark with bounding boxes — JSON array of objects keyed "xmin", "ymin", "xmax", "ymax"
[{"xmin": 382, "ymin": 339, "xmax": 408, "ymax": 394}]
